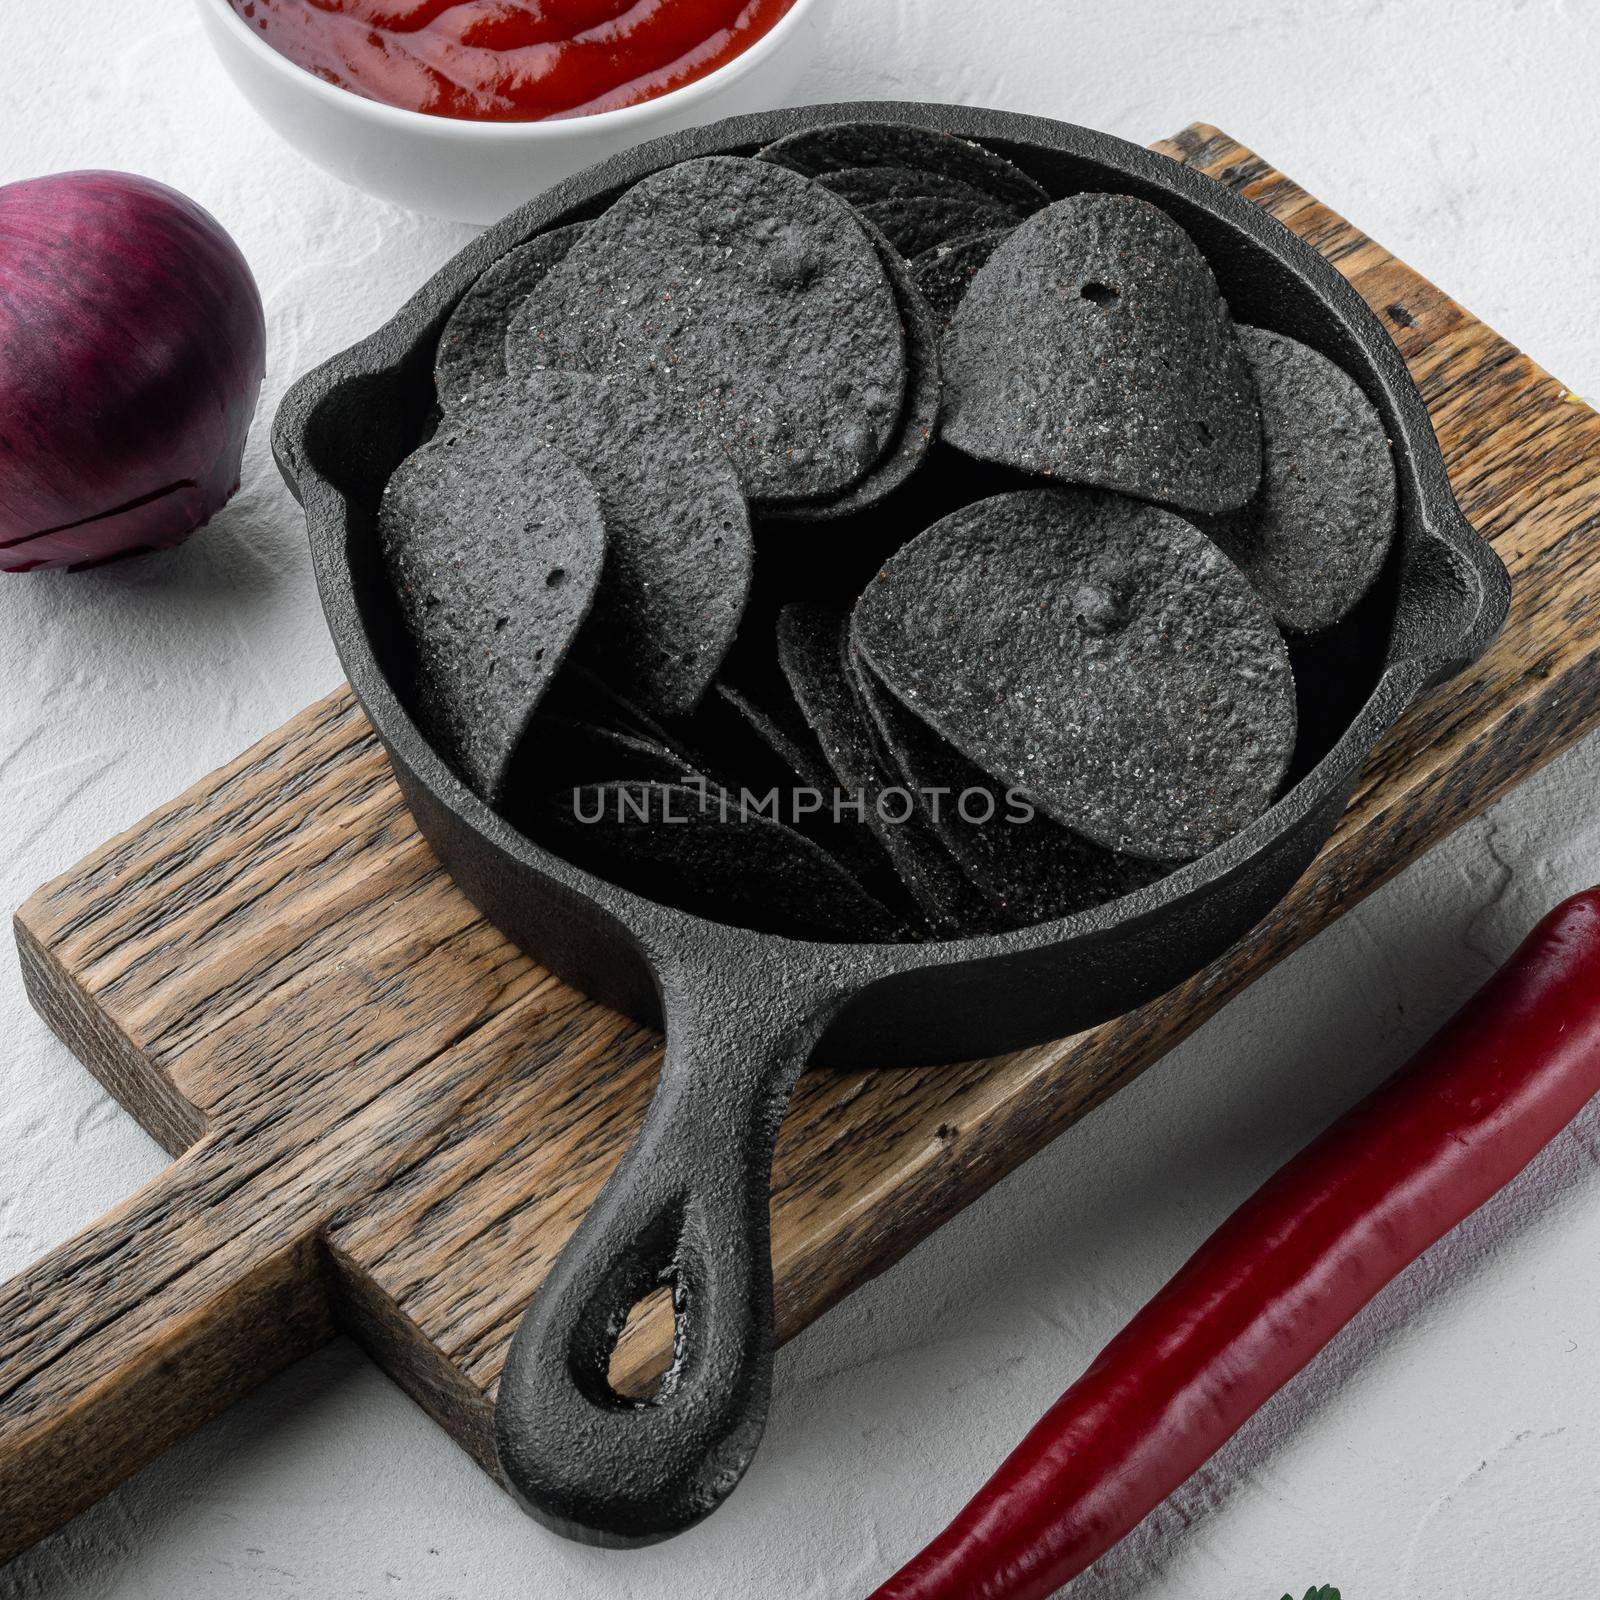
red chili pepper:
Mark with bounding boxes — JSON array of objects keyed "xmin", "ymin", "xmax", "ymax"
[{"xmin": 868, "ymin": 888, "xmax": 1600, "ymax": 1600}]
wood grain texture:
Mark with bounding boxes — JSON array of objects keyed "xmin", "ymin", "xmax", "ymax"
[{"xmin": 6, "ymin": 126, "xmax": 1600, "ymax": 1563}]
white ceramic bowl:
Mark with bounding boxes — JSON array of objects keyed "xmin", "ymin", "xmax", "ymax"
[{"xmin": 194, "ymin": 0, "xmax": 832, "ymax": 223}]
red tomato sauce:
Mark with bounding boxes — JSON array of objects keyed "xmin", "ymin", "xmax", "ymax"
[{"xmin": 226, "ymin": 0, "xmax": 800, "ymax": 122}]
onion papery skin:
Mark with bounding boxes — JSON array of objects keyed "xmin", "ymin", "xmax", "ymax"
[{"xmin": 0, "ymin": 171, "xmax": 267, "ymax": 573}]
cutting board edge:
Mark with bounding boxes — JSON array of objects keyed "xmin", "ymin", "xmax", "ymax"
[{"xmin": 14, "ymin": 911, "xmax": 203, "ymax": 1157}]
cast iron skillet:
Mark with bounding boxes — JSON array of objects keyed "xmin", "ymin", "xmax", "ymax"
[{"xmin": 274, "ymin": 103, "xmax": 1509, "ymax": 1548}]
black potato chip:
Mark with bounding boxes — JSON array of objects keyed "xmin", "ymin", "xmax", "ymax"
[
  {"xmin": 817, "ymin": 164, "xmax": 1026, "ymax": 217},
  {"xmin": 843, "ymin": 645, "xmax": 1003, "ymax": 934},
  {"xmin": 670, "ymin": 679, "xmax": 813, "ymax": 798},
  {"xmin": 776, "ymin": 606, "xmax": 908, "ymax": 822},
  {"xmin": 550, "ymin": 779, "xmax": 908, "ymax": 943},
  {"xmin": 379, "ymin": 435, "xmax": 606, "ymax": 805},
  {"xmin": 852, "ymin": 650, "xmax": 1165, "ymax": 925},
  {"xmin": 527, "ymin": 716, "xmax": 700, "ymax": 787},
  {"xmin": 1202, "ymin": 326, "xmax": 1397, "ymax": 634},
  {"xmin": 910, "ymin": 228, "xmax": 1013, "ymax": 326},
  {"xmin": 713, "ymin": 680, "xmax": 833, "ymax": 793},
  {"xmin": 941, "ymin": 193, "xmax": 1263, "ymax": 514},
  {"xmin": 851, "ymin": 489, "xmax": 1297, "ymax": 862},
  {"xmin": 543, "ymin": 662, "xmax": 703, "ymax": 768},
  {"xmin": 434, "ymin": 223, "xmax": 585, "ymax": 408},
  {"xmin": 858, "ymin": 196, "xmax": 1018, "ymax": 261},
  {"xmin": 778, "ymin": 604, "xmax": 995, "ymax": 936},
  {"xmin": 459, "ymin": 370, "xmax": 752, "ymax": 717},
  {"xmin": 759, "ymin": 120, "xmax": 1049, "ymax": 214},
  {"xmin": 766, "ymin": 227, "xmax": 941, "ymax": 524},
  {"xmin": 503, "ymin": 156, "xmax": 905, "ymax": 506},
  {"xmin": 717, "ymin": 674, "xmax": 909, "ymax": 903}
]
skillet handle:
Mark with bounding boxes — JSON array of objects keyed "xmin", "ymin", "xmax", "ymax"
[
  {"xmin": 1395, "ymin": 507, "xmax": 1510, "ymax": 690},
  {"xmin": 494, "ymin": 956, "xmax": 846, "ymax": 1546}
]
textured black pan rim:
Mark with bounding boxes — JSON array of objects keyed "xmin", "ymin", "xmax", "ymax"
[{"xmin": 274, "ymin": 102, "xmax": 1509, "ymax": 990}]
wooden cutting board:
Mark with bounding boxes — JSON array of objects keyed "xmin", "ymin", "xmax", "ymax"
[{"xmin": 4, "ymin": 126, "xmax": 1599, "ymax": 1565}]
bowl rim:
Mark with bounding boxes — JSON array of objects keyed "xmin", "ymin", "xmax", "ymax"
[
  {"xmin": 276, "ymin": 103, "xmax": 1509, "ymax": 984},
  {"xmin": 199, "ymin": 0, "xmax": 824, "ymax": 139}
]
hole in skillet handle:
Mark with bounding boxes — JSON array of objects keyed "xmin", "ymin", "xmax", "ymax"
[
  {"xmin": 493, "ymin": 955, "xmax": 852, "ymax": 1547},
  {"xmin": 608, "ymin": 1281, "xmax": 678, "ymax": 1400}
]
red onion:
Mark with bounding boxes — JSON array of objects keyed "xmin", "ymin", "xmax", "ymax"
[{"xmin": 0, "ymin": 171, "xmax": 266, "ymax": 573}]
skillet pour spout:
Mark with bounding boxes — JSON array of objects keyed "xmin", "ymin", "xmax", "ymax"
[{"xmin": 273, "ymin": 103, "xmax": 1508, "ymax": 1545}]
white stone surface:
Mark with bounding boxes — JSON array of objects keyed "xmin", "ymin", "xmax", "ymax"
[{"xmin": 3, "ymin": 0, "xmax": 1599, "ymax": 1594}]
